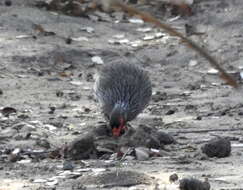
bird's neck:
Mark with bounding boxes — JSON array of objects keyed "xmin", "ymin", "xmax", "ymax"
[
  {"xmin": 114, "ymin": 101, "xmax": 128, "ymax": 111},
  {"xmin": 110, "ymin": 102, "xmax": 128, "ymax": 121}
]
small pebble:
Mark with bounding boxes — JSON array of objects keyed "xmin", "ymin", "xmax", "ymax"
[
  {"xmin": 33, "ymin": 179, "xmax": 48, "ymax": 183},
  {"xmin": 207, "ymin": 68, "xmax": 218, "ymax": 74},
  {"xmin": 129, "ymin": 18, "xmax": 144, "ymax": 24},
  {"xmin": 86, "ymin": 73, "xmax": 94, "ymax": 82},
  {"xmin": 152, "ymin": 91, "xmax": 167, "ymax": 102},
  {"xmin": 56, "ymin": 90, "xmax": 64, "ymax": 97},
  {"xmin": 169, "ymin": 173, "xmax": 179, "ymax": 183},
  {"xmin": 135, "ymin": 147, "xmax": 150, "ymax": 160},
  {"xmin": 36, "ymin": 139, "xmax": 51, "ymax": 149},
  {"xmin": 196, "ymin": 116, "xmax": 202, "ymax": 120},
  {"xmin": 91, "ymin": 56, "xmax": 104, "ymax": 65},
  {"xmin": 63, "ymin": 160, "xmax": 74, "ymax": 170},
  {"xmin": 65, "ymin": 37, "xmax": 72, "ymax": 44},
  {"xmin": 9, "ymin": 149, "xmax": 21, "ymax": 162},
  {"xmin": 165, "ymin": 109, "xmax": 176, "ymax": 115},
  {"xmin": 49, "ymin": 106, "xmax": 56, "ymax": 114}
]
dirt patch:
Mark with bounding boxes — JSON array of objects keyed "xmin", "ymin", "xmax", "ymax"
[{"xmin": 78, "ymin": 170, "xmax": 152, "ymax": 188}]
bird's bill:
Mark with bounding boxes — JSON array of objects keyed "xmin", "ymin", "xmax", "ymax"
[{"xmin": 112, "ymin": 127, "xmax": 122, "ymax": 137}]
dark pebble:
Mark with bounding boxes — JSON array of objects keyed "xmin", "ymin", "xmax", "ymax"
[
  {"xmin": 129, "ymin": 0, "xmax": 138, "ymax": 4},
  {"xmin": 145, "ymin": 136, "xmax": 162, "ymax": 149},
  {"xmin": 35, "ymin": 1, "xmax": 49, "ymax": 8},
  {"xmin": 165, "ymin": 109, "xmax": 176, "ymax": 115},
  {"xmin": 1, "ymin": 107, "xmax": 17, "ymax": 117},
  {"xmin": 65, "ymin": 37, "xmax": 72, "ymax": 44},
  {"xmin": 155, "ymin": 131, "xmax": 175, "ymax": 145},
  {"xmin": 184, "ymin": 105, "xmax": 195, "ymax": 110},
  {"xmin": 48, "ymin": 106, "xmax": 56, "ymax": 114},
  {"xmin": 5, "ymin": 0, "xmax": 12, "ymax": 6},
  {"xmin": 238, "ymin": 111, "xmax": 243, "ymax": 116},
  {"xmin": 24, "ymin": 132, "xmax": 31, "ymax": 139},
  {"xmin": 118, "ymin": 124, "xmax": 161, "ymax": 149},
  {"xmin": 86, "ymin": 73, "xmax": 94, "ymax": 82},
  {"xmin": 187, "ymin": 84, "xmax": 200, "ymax": 91},
  {"xmin": 18, "ymin": 114, "xmax": 30, "ymax": 119},
  {"xmin": 179, "ymin": 178, "xmax": 210, "ymax": 190},
  {"xmin": 169, "ymin": 173, "xmax": 179, "ymax": 183},
  {"xmin": 152, "ymin": 91, "xmax": 167, "ymax": 102},
  {"xmin": 67, "ymin": 134, "xmax": 97, "ymax": 160},
  {"xmin": 201, "ymin": 137, "xmax": 231, "ymax": 158},
  {"xmin": 36, "ymin": 139, "xmax": 51, "ymax": 149},
  {"xmin": 9, "ymin": 153, "xmax": 21, "ymax": 162},
  {"xmin": 69, "ymin": 93, "xmax": 81, "ymax": 101},
  {"xmin": 83, "ymin": 107, "xmax": 91, "ymax": 113},
  {"xmin": 56, "ymin": 90, "xmax": 64, "ymax": 97}
]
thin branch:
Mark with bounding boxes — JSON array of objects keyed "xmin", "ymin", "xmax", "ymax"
[{"xmin": 108, "ymin": 0, "xmax": 239, "ymax": 88}]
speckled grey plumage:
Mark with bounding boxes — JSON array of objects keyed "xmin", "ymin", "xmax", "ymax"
[{"xmin": 94, "ymin": 62, "xmax": 152, "ymax": 121}]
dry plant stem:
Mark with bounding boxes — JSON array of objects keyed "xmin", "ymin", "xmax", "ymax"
[
  {"xmin": 109, "ymin": 0, "xmax": 238, "ymax": 88},
  {"xmin": 120, "ymin": 147, "xmax": 133, "ymax": 161},
  {"xmin": 115, "ymin": 147, "xmax": 133, "ymax": 177}
]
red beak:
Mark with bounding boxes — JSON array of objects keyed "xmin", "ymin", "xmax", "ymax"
[{"xmin": 112, "ymin": 127, "xmax": 122, "ymax": 137}]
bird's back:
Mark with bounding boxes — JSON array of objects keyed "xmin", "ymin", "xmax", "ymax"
[{"xmin": 94, "ymin": 63, "xmax": 152, "ymax": 121}]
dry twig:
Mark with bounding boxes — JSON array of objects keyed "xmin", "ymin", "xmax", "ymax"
[{"xmin": 102, "ymin": 0, "xmax": 238, "ymax": 88}]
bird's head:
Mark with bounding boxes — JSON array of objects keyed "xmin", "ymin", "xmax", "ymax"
[{"xmin": 110, "ymin": 105, "xmax": 127, "ymax": 137}]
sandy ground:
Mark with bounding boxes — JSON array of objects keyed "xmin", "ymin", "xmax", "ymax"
[{"xmin": 1, "ymin": 0, "xmax": 243, "ymax": 189}]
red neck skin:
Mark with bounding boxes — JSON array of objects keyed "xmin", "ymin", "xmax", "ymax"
[{"xmin": 112, "ymin": 118, "xmax": 125, "ymax": 137}]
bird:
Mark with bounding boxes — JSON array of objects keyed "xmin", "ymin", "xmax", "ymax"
[{"xmin": 94, "ymin": 62, "xmax": 152, "ymax": 137}]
